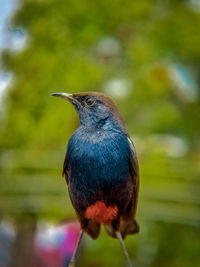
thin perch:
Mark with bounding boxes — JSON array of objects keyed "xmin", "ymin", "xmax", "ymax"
[
  {"xmin": 69, "ymin": 230, "xmax": 84, "ymax": 267},
  {"xmin": 115, "ymin": 231, "xmax": 133, "ymax": 267}
]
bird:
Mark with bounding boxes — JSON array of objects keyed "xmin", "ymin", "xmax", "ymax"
[{"xmin": 51, "ymin": 92, "xmax": 139, "ymax": 267}]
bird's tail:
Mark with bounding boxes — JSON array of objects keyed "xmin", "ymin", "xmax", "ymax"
[{"xmin": 104, "ymin": 218, "xmax": 139, "ymax": 239}]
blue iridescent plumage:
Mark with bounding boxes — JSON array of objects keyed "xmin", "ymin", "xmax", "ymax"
[
  {"xmin": 67, "ymin": 128, "xmax": 131, "ymax": 206},
  {"xmin": 52, "ymin": 92, "xmax": 139, "ymax": 241}
]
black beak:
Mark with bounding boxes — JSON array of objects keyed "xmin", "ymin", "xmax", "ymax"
[{"xmin": 51, "ymin": 92, "xmax": 79, "ymax": 106}]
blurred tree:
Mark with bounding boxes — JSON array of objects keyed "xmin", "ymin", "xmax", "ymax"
[{"xmin": 0, "ymin": 0, "xmax": 199, "ymax": 149}]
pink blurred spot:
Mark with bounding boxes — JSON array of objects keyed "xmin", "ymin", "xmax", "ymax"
[{"xmin": 35, "ymin": 222, "xmax": 80, "ymax": 267}]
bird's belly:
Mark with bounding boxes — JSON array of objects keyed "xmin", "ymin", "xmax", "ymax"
[{"xmin": 67, "ymin": 135, "xmax": 132, "ymax": 215}]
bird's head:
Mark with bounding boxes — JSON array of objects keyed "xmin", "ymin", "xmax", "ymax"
[{"xmin": 51, "ymin": 92, "xmax": 126, "ymax": 131}]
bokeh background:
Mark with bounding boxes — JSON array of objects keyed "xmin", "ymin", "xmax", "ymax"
[{"xmin": 0, "ymin": 0, "xmax": 200, "ymax": 266}]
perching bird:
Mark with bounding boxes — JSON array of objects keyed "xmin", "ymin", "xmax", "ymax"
[{"xmin": 51, "ymin": 92, "xmax": 139, "ymax": 267}]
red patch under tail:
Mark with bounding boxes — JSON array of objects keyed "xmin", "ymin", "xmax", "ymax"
[{"xmin": 85, "ymin": 201, "xmax": 118, "ymax": 225}]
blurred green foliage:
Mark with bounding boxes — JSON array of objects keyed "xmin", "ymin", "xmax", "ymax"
[
  {"xmin": 1, "ymin": 0, "xmax": 200, "ymax": 149},
  {"xmin": 0, "ymin": 0, "xmax": 200, "ymax": 266}
]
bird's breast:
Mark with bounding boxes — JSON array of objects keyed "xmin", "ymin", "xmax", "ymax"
[{"xmin": 67, "ymin": 130, "xmax": 130, "ymax": 198}]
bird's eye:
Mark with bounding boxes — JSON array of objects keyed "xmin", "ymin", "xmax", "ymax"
[{"xmin": 85, "ymin": 97, "xmax": 95, "ymax": 106}]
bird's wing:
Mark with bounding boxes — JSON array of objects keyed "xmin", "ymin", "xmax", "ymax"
[
  {"xmin": 105, "ymin": 137, "xmax": 139, "ymax": 239},
  {"xmin": 62, "ymin": 153, "xmax": 69, "ymax": 184},
  {"xmin": 127, "ymin": 136, "xmax": 139, "ymax": 217}
]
